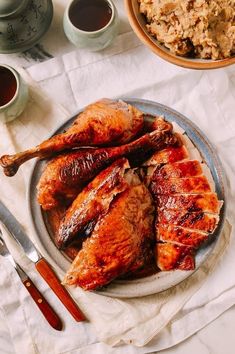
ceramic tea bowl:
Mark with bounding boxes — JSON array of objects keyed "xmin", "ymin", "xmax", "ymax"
[
  {"xmin": 0, "ymin": 65, "xmax": 28, "ymax": 123},
  {"xmin": 63, "ymin": 0, "xmax": 119, "ymax": 51}
]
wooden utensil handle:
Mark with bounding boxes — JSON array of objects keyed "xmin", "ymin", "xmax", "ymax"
[
  {"xmin": 35, "ymin": 258, "xmax": 86, "ymax": 322},
  {"xmin": 22, "ymin": 277, "xmax": 62, "ymax": 331}
]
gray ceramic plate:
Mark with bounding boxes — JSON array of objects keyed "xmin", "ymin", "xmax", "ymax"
[{"xmin": 28, "ymin": 98, "xmax": 226, "ymax": 298}]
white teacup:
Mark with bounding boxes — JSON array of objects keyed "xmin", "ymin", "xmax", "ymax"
[
  {"xmin": 63, "ymin": 0, "xmax": 119, "ymax": 51},
  {"xmin": 0, "ymin": 64, "xmax": 28, "ymax": 123}
]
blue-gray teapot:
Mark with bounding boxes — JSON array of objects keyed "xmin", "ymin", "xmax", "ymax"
[{"xmin": 0, "ymin": 0, "xmax": 53, "ymax": 53}]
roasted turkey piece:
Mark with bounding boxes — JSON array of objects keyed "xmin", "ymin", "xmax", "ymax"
[
  {"xmin": 157, "ymin": 224, "xmax": 209, "ymax": 248},
  {"xmin": 146, "ymin": 136, "xmax": 221, "ymax": 271},
  {"xmin": 157, "ymin": 243, "xmax": 195, "ymax": 271},
  {"xmin": 150, "ymin": 175, "xmax": 211, "ymax": 195},
  {"xmin": 143, "ymin": 145, "xmax": 189, "ymax": 167},
  {"xmin": 158, "ymin": 209, "xmax": 219, "ymax": 233},
  {"xmin": 63, "ymin": 174, "xmax": 155, "ymax": 290},
  {"xmin": 157, "ymin": 193, "xmax": 221, "ymax": 214},
  {"xmin": 56, "ymin": 158, "xmax": 131, "ymax": 249},
  {"xmin": 0, "ymin": 99, "xmax": 144, "ymax": 176},
  {"xmin": 37, "ymin": 123, "xmax": 179, "ymax": 210}
]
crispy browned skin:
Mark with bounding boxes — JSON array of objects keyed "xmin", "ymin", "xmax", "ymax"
[
  {"xmin": 56, "ymin": 158, "xmax": 130, "ymax": 249},
  {"xmin": 158, "ymin": 209, "xmax": 218, "ymax": 233},
  {"xmin": 157, "ymin": 243, "xmax": 195, "ymax": 271},
  {"xmin": 154, "ymin": 160, "xmax": 202, "ymax": 179},
  {"xmin": 150, "ymin": 176, "xmax": 211, "ymax": 195},
  {"xmin": 37, "ymin": 127, "xmax": 180, "ymax": 210},
  {"xmin": 143, "ymin": 145, "xmax": 189, "ymax": 166},
  {"xmin": 157, "ymin": 225, "xmax": 209, "ymax": 248},
  {"xmin": 157, "ymin": 193, "xmax": 221, "ymax": 214},
  {"xmin": 0, "ymin": 99, "xmax": 144, "ymax": 176},
  {"xmin": 63, "ymin": 181, "xmax": 155, "ymax": 290},
  {"xmin": 146, "ymin": 138, "xmax": 221, "ymax": 271}
]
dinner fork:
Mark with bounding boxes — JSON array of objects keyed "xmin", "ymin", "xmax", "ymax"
[{"xmin": 0, "ymin": 230, "xmax": 62, "ymax": 331}]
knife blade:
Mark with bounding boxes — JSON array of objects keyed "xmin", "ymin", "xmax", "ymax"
[
  {"xmin": 0, "ymin": 200, "xmax": 86, "ymax": 322},
  {"xmin": 0, "ymin": 230, "xmax": 63, "ymax": 331}
]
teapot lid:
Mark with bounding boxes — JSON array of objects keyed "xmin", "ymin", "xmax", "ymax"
[
  {"xmin": 0, "ymin": 0, "xmax": 25, "ymax": 17},
  {"xmin": 0, "ymin": 0, "xmax": 53, "ymax": 54}
]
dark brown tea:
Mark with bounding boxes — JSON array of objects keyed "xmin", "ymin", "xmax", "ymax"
[
  {"xmin": 69, "ymin": 0, "xmax": 112, "ymax": 32},
  {"xmin": 0, "ymin": 67, "xmax": 17, "ymax": 107}
]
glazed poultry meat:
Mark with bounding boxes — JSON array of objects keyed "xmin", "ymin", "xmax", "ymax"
[
  {"xmin": 63, "ymin": 165, "xmax": 155, "ymax": 290},
  {"xmin": 145, "ymin": 138, "xmax": 222, "ymax": 271},
  {"xmin": 48, "ymin": 110, "xmax": 221, "ymax": 288},
  {"xmin": 157, "ymin": 193, "xmax": 221, "ymax": 214},
  {"xmin": 37, "ymin": 119, "xmax": 179, "ymax": 210},
  {"xmin": 2, "ymin": 96, "xmax": 221, "ymax": 291},
  {"xmin": 158, "ymin": 210, "xmax": 219, "ymax": 234},
  {"xmin": 56, "ymin": 158, "xmax": 131, "ymax": 249},
  {"xmin": 157, "ymin": 243, "xmax": 195, "ymax": 271},
  {"xmin": 0, "ymin": 98, "xmax": 144, "ymax": 176}
]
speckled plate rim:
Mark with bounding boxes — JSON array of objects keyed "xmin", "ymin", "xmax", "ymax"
[
  {"xmin": 124, "ymin": 0, "xmax": 235, "ymax": 70},
  {"xmin": 27, "ymin": 98, "xmax": 227, "ymax": 298}
]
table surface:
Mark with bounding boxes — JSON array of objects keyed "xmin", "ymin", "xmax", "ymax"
[{"xmin": 0, "ymin": 1, "xmax": 234, "ymax": 353}]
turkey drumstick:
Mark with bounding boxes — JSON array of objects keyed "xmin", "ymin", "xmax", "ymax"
[
  {"xmin": 0, "ymin": 99, "xmax": 144, "ymax": 177},
  {"xmin": 37, "ymin": 124, "xmax": 180, "ymax": 210}
]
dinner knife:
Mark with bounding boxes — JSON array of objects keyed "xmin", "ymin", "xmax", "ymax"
[
  {"xmin": 0, "ymin": 200, "xmax": 86, "ymax": 322},
  {"xmin": 0, "ymin": 230, "xmax": 62, "ymax": 331}
]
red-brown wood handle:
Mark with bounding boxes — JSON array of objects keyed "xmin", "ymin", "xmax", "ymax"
[
  {"xmin": 35, "ymin": 258, "xmax": 86, "ymax": 322},
  {"xmin": 22, "ymin": 277, "xmax": 62, "ymax": 331}
]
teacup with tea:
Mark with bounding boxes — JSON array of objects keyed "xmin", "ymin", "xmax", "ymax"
[
  {"xmin": 63, "ymin": 0, "xmax": 119, "ymax": 51},
  {"xmin": 0, "ymin": 65, "xmax": 28, "ymax": 123}
]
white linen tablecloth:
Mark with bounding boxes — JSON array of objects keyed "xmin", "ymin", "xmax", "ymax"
[{"xmin": 0, "ymin": 1, "xmax": 235, "ymax": 353}]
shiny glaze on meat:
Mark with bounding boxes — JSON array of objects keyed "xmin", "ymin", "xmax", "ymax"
[
  {"xmin": 158, "ymin": 209, "xmax": 218, "ymax": 232},
  {"xmin": 46, "ymin": 201, "xmax": 157, "ymax": 279},
  {"xmin": 147, "ymin": 133, "xmax": 221, "ymax": 271},
  {"xmin": 150, "ymin": 176, "xmax": 211, "ymax": 195},
  {"xmin": 37, "ymin": 127, "xmax": 179, "ymax": 210},
  {"xmin": 41, "ymin": 117, "xmax": 221, "ymax": 283},
  {"xmin": 157, "ymin": 243, "xmax": 195, "ymax": 271},
  {"xmin": 157, "ymin": 224, "xmax": 208, "ymax": 248},
  {"xmin": 56, "ymin": 158, "xmax": 130, "ymax": 249},
  {"xmin": 0, "ymin": 99, "xmax": 144, "ymax": 177},
  {"xmin": 63, "ymin": 181, "xmax": 155, "ymax": 290},
  {"xmin": 144, "ymin": 146, "xmax": 189, "ymax": 166},
  {"xmin": 154, "ymin": 160, "xmax": 202, "ymax": 178},
  {"xmin": 157, "ymin": 193, "xmax": 221, "ymax": 214}
]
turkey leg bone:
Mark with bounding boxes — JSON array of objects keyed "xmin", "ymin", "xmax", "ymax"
[
  {"xmin": 37, "ymin": 125, "xmax": 180, "ymax": 210},
  {"xmin": 0, "ymin": 99, "xmax": 144, "ymax": 177}
]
